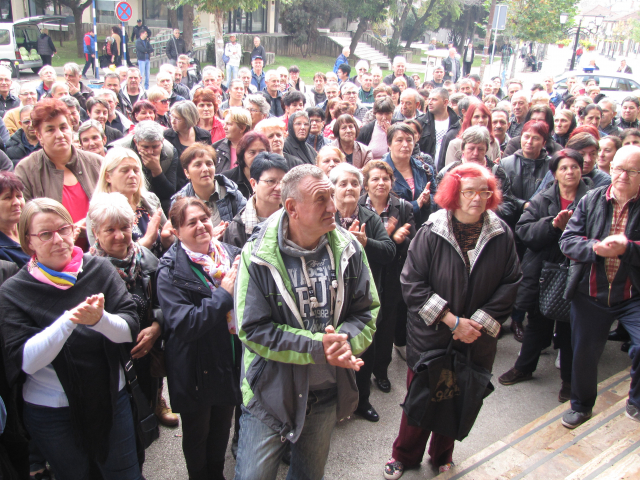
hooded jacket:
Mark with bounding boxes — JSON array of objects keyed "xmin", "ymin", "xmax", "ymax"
[
  {"xmin": 171, "ymin": 174, "xmax": 246, "ymax": 223},
  {"xmin": 156, "ymin": 241, "xmax": 242, "ymax": 413},
  {"xmin": 235, "ymin": 210, "xmax": 378, "ymax": 442},
  {"xmin": 283, "ymin": 115, "xmax": 317, "ymax": 165},
  {"xmin": 402, "ymin": 209, "xmax": 521, "ymax": 371},
  {"xmin": 515, "ymin": 179, "xmax": 592, "ymax": 310}
]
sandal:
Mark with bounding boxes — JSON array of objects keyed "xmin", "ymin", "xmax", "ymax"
[
  {"xmin": 383, "ymin": 458, "xmax": 404, "ymax": 479},
  {"xmin": 438, "ymin": 462, "xmax": 455, "ymax": 473}
]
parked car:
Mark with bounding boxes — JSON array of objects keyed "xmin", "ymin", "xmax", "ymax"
[
  {"xmin": 0, "ymin": 15, "xmax": 67, "ymax": 76},
  {"xmin": 554, "ymin": 70, "xmax": 640, "ymax": 105}
]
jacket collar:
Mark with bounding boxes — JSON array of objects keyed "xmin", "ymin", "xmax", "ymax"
[{"xmin": 427, "ymin": 209, "xmax": 505, "ymax": 273}]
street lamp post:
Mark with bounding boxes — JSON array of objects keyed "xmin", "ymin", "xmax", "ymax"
[{"xmin": 569, "ymin": 15, "xmax": 583, "ymax": 71}]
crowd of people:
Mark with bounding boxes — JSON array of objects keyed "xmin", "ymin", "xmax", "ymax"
[{"xmin": 0, "ymin": 46, "xmax": 638, "ymax": 480}]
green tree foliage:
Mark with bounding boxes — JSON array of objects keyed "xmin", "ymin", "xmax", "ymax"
[
  {"xmin": 505, "ymin": 0, "xmax": 578, "ymax": 43},
  {"xmin": 342, "ymin": 0, "xmax": 389, "ymax": 53},
  {"xmin": 280, "ymin": 0, "xmax": 344, "ymax": 57},
  {"xmin": 57, "ymin": 0, "xmax": 93, "ymax": 56}
]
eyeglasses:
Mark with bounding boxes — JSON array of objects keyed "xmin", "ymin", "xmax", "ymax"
[
  {"xmin": 611, "ymin": 166, "xmax": 640, "ymax": 177},
  {"xmin": 21, "ymin": 119, "xmax": 31, "ymax": 125},
  {"xmin": 342, "ymin": 91, "xmax": 357, "ymax": 96},
  {"xmin": 259, "ymin": 178, "xmax": 282, "ymax": 187},
  {"xmin": 29, "ymin": 224, "xmax": 74, "ymax": 242},
  {"xmin": 159, "ymin": 99, "xmax": 169, "ymax": 104},
  {"xmin": 460, "ymin": 190, "xmax": 494, "ymax": 199},
  {"xmin": 248, "ymin": 108, "xmax": 261, "ymax": 114},
  {"xmin": 19, "ymin": 92, "xmax": 37, "ymax": 97},
  {"xmin": 309, "ymin": 119, "xmax": 323, "ymax": 124}
]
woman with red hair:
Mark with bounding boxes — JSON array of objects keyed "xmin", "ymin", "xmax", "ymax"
[
  {"xmin": 384, "ymin": 162, "xmax": 521, "ymax": 479},
  {"xmin": 442, "ymin": 102, "xmax": 501, "ymax": 167},
  {"xmin": 194, "ymin": 87, "xmax": 225, "ymax": 143},
  {"xmin": 14, "ymin": 99, "xmax": 103, "ymax": 250}
]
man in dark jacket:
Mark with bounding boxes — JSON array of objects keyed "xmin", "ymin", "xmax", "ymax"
[
  {"xmin": 36, "ymin": 28, "xmax": 57, "ymax": 66},
  {"xmin": 233, "ymin": 164, "xmax": 377, "ymax": 479},
  {"xmin": 131, "ymin": 19, "xmax": 151, "ymax": 41},
  {"xmin": 0, "ymin": 68, "xmax": 19, "ymax": 117},
  {"xmin": 559, "ymin": 145, "xmax": 640, "ymax": 429},
  {"xmin": 262, "ymin": 70, "xmax": 284, "ymax": 117},
  {"xmin": 136, "ymin": 30, "xmax": 153, "ymax": 90},
  {"xmin": 6, "ymin": 106, "xmax": 40, "ymax": 166},
  {"xmin": 442, "ymin": 48, "xmax": 461, "ymax": 83},
  {"xmin": 166, "ymin": 29, "xmax": 186, "ymax": 66},
  {"xmin": 64, "ymin": 62, "xmax": 95, "ymax": 111},
  {"xmin": 416, "ymin": 88, "xmax": 460, "ymax": 168},
  {"xmin": 382, "ymin": 56, "xmax": 416, "ymax": 89}
]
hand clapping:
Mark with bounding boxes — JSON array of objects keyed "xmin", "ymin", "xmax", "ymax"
[
  {"xmin": 593, "ymin": 234, "xmax": 628, "ymax": 258},
  {"xmin": 348, "ymin": 220, "xmax": 367, "ymax": 247},
  {"xmin": 69, "ymin": 293, "xmax": 105, "ymax": 326}
]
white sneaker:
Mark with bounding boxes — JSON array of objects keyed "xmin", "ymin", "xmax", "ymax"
[
  {"xmin": 394, "ymin": 345, "xmax": 406, "ymax": 361},
  {"xmin": 555, "ymin": 351, "xmax": 561, "ymax": 369}
]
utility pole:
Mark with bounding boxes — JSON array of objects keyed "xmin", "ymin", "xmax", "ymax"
[{"xmin": 479, "ymin": 0, "xmax": 497, "ymax": 81}]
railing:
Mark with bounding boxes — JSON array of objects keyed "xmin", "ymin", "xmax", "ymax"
[
  {"xmin": 147, "ymin": 27, "xmax": 212, "ymax": 58},
  {"xmin": 360, "ymin": 32, "xmax": 389, "ymax": 58}
]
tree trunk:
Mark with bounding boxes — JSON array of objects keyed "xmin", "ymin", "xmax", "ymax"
[
  {"xmin": 459, "ymin": 7, "xmax": 471, "ymax": 51},
  {"xmin": 74, "ymin": 8, "xmax": 84, "ymax": 58},
  {"xmin": 183, "ymin": 5, "xmax": 194, "ymax": 51},
  {"xmin": 404, "ymin": 0, "xmax": 438, "ymax": 49},
  {"xmin": 391, "ymin": 1, "xmax": 410, "ymax": 48},
  {"xmin": 470, "ymin": 6, "xmax": 478, "ymax": 42},
  {"xmin": 212, "ymin": 8, "xmax": 225, "ymax": 68},
  {"xmin": 168, "ymin": 8, "xmax": 179, "ymax": 30},
  {"xmin": 349, "ymin": 19, "xmax": 369, "ymax": 56}
]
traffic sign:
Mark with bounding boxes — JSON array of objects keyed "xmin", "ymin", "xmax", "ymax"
[
  {"xmin": 115, "ymin": 1, "xmax": 133, "ymax": 22},
  {"xmin": 492, "ymin": 5, "xmax": 508, "ymax": 31}
]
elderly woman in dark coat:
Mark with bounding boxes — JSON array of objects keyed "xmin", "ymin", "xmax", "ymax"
[
  {"xmin": 384, "ymin": 163, "xmax": 521, "ymax": 479},
  {"xmin": 0, "ymin": 198, "xmax": 141, "ymax": 480},
  {"xmin": 330, "ymin": 162, "xmax": 396, "ymax": 423},
  {"xmin": 157, "ymin": 196, "xmax": 241, "ymax": 480},
  {"xmin": 498, "ymin": 150, "xmax": 592, "ymax": 402}
]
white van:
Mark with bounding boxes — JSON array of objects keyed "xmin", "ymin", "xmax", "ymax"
[{"xmin": 0, "ymin": 15, "xmax": 68, "ymax": 76}]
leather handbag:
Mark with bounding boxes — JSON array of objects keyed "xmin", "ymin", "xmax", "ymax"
[{"xmin": 539, "ymin": 260, "xmax": 571, "ymax": 322}]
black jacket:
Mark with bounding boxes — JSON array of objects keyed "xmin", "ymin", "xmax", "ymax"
[
  {"xmin": 221, "ymin": 166, "xmax": 252, "ymax": 200},
  {"xmin": 515, "ymin": 180, "xmax": 591, "ymax": 310},
  {"xmin": 163, "ymin": 126, "xmax": 212, "ymax": 189},
  {"xmin": 166, "ymin": 36, "xmax": 186, "ymax": 60},
  {"xmin": 213, "ymin": 138, "xmax": 232, "ymax": 173},
  {"xmin": 402, "ymin": 209, "xmax": 521, "ymax": 371},
  {"xmin": 416, "ymin": 106, "xmax": 460, "ymax": 163},
  {"xmin": 0, "ymin": 93, "xmax": 20, "ymax": 118},
  {"xmin": 6, "ymin": 130, "xmax": 41, "ymax": 166},
  {"xmin": 442, "ymin": 56, "xmax": 461, "ymax": 83},
  {"xmin": 157, "ymin": 241, "xmax": 242, "ymax": 413},
  {"xmin": 283, "ymin": 115, "xmax": 317, "ymax": 165},
  {"xmin": 504, "ymin": 135, "xmax": 562, "ymax": 157},
  {"xmin": 262, "ymin": 90, "xmax": 284, "ymax": 118},
  {"xmin": 382, "ymin": 73, "xmax": 416, "ymax": 89},
  {"xmin": 357, "ymin": 121, "xmax": 376, "ymax": 146},
  {"xmin": 501, "ymin": 149, "xmax": 551, "ymax": 213},
  {"xmin": 105, "ymin": 125, "xmax": 124, "ymax": 145},
  {"xmin": 0, "ymin": 256, "xmax": 139, "ymax": 463},
  {"xmin": 335, "ymin": 206, "xmax": 395, "ymax": 290}
]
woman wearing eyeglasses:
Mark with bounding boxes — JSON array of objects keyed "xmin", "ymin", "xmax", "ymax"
[
  {"xmin": 0, "ymin": 197, "xmax": 142, "ymax": 480},
  {"xmin": 147, "ymin": 86, "xmax": 171, "ymax": 128},
  {"xmin": 384, "ymin": 163, "xmax": 521, "ymax": 479},
  {"xmin": 14, "ymin": 99, "xmax": 103, "ymax": 251}
]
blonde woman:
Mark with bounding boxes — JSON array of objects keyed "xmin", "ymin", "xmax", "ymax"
[{"xmin": 88, "ymin": 146, "xmax": 173, "ymax": 255}]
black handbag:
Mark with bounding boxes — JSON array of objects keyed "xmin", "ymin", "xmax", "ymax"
[
  {"xmin": 539, "ymin": 260, "xmax": 571, "ymax": 322},
  {"xmin": 401, "ymin": 340, "xmax": 494, "ymax": 441},
  {"xmin": 119, "ymin": 348, "xmax": 159, "ymax": 450}
]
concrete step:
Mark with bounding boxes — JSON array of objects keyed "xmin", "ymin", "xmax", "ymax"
[
  {"xmin": 328, "ymin": 36, "xmax": 391, "ymax": 69},
  {"xmin": 435, "ymin": 368, "xmax": 640, "ymax": 480}
]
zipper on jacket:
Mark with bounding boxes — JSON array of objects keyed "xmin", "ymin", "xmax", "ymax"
[{"xmin": 249, "ymin": 358, "xmax": 267, "ymax": 391}]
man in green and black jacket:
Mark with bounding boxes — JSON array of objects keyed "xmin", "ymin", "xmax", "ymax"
[{"xmin": 234, "ymin": 164, "xmax": 378, "ymax": 479}]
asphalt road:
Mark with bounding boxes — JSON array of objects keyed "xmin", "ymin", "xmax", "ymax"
[{"xmin": 142, "ymin": 327, "xmax": 631, "ymax": 480}]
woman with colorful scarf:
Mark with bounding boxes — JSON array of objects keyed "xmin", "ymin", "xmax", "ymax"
[
  {"xmin": 88, "ymin": 191, "xmax": 178, "ymax": 430},
  {"xmin": 157, "ymin": 196, "xmax": 241, "ymax": 480},
  {"xmin": 0, "ymin": 198, "xmax": 142, "ymax": 480}
]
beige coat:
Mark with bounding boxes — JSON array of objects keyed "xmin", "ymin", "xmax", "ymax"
[
  {"xmin": 3, "ymin": 107, "xmax": 21, "ymax": 136},
  {"xmin": 331, "ymin": 139, "xmax": 372, "ymax": 169},
  {"xmin": 444, "ymin": 137, "xmax": 501, "ymax": 167},
  {"xmin": 15, "ymin": 146, "xmax": 103, "ymax": 202}
]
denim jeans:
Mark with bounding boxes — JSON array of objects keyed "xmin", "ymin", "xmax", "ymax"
[
  {"xmin": 138, "ymin": 60, "xmax": 150, "ymax": 90},
  {"xmin": 23, "ymin": 389, "xmax": 142, "ymax": 480},
  {"xmin": 234, "ymin": 387, "xmax": 338, "ymax": 480},
  {"xmin": 570, "ymin": 293, "xmax": 640, "ymax": 412},
  {"xmin": 226, "ymin": 65, "xmax": 239, "ymax": 87}
]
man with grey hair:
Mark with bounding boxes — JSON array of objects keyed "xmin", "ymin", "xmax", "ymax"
[
  {"xmin": 6, "ymin": 105, "xmax": 40, "ymax": 165},
  {"xmin": 234, "ymin": 163, "xmax": 378, "ymax": 479},
  {"xmin": 393, "ymin": 88, "xmax": 422, "ymax": 121},
  {"xmin": 95, "ymin": 88, "xmax": 133, "ymax": 133},
  {"xmin": 262, "ymin": 70, "xmax": 284, "ymax": 117},
  {"xmin": 58, "ymin": 95, "xmax": 85, "ymax": 132},
  {"xmin": 0, "ymin": 66, "xmax": 18, "ymax": 117},
  {"xmin": 159, "ymin": 63, "xmax": 192, "ymax": 100},
  {"xmin": 64, "ymin": 62, "xmax": 94, "ymax": 110},
  {"xmin": 111, "ymin": 120, "xmax": 179, "ymax": 212},
  {"xmin": 457, "ymin": 78, "xmax": 474, "ymax": 96},
  {"xmin": 121, "ymin": 67, "xmax": 147, "ymax": 119},
  {"xmin": 244, "ymin": 94, "xmax": 270, "ymax": 128},
  {"xmin": 78, "ymin": 119, "xmax": 107, "ymax": 157},
  {"xmin": 238, "ymin": 67, "xmax": 257, "ymax": 95},
  {"xmin": 383, "ymin": 56, "xmax": 416, "ymax": 89},
  {"xmin": 340, "ymin": 82, "xmax": 368, "ymax": 121},
  {"xmin": 4, "ymin": 81, "xmax": 38, "ymax": 135},
  {"xmin": 333, "ymin": 46, "xmax": 351, "ymax": 74},
  {"xmin": 442, "ymin": 48, "xmax": 461, "ymax": 83},
  {"xmin": 48, "ymin": 81, "xmax": 70, "ymax": 99},
  {"xmin": 508, "ymin": 90, "xmax": 531, "ymax": 137},
  {"xmin": 598, "ymin": 98, "xmax": 623, "ymax": 136}
]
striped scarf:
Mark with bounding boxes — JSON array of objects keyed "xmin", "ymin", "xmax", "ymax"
[{"xmin": 28, "ymin": 246, "xmax": 84, "ymax": 290}]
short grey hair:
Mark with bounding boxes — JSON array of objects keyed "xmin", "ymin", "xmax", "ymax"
[
  {"xmin": 133, "ymin": 120, "xmax": 165, "ymax": 143},
  {"xmin": 78, "ymin": 119, "xmax": 106, "ymax": 139},
  {"xmin": 50, "ymin": 81, "xmax": 69, "ymax": 96},
  {"xmin": 238, "ymin": 67, "xmax": 251, "ymax": 76},
  {"xmin": 88, "ymin": 192, "xmax": 136, "ymax": 234},
  {"xmin": 355, "ymin": 60, "xmax": 369, "ymax": 72},
  {"xmin": 328, "ymin": 162, "xmax": 363, "ymax": 186},
  {"xmin": 63, "ymin": 62, "xmax": 81, "ymax": 76},
  {"xmin": 170, "ymin": 101, "xmax": 199, "ymax": 129},
  {"xmin": 340, "ymin": 82, "xmax": 358, "ymax": 94},
  {"xmin": 19, "ymin": 104, "xmax": 34, "ymax": 117},
  {"xmin": 20, "ymin": 82, "xmax": 38, "ymax": 94},
  {"xmin": 96, "ymin": 88, "xmax": 117, "ymax": 103},
  {"xmin": 457, "ymin": 95, "xmax": 474, "ymax": 115},
  {"xmin": 401, "ymin": 88, "xmax": 421, "ymax": 104},
  {"xmin": 461, "ymin": 125, "xmax": 490, "ymax": 150},
  {"xmin": 265, "ymin": 69, "xmax": 279, "ymax": 82},
  {"xmin": 201, "ymin": 66, "xmax": 219, "ymax": 78},
  {"xmin": 103, "ymin": 72, "xmax": 120, "ymax": 82},
  {"xmin": 0, "ymin": 66, "xmax": 11, "ymax": 78},
  {"xmin": 392, "ymin": 56, "xmax": 407, "ymax": 66},
  {"xmin": 39, "ymin": 65, "xmax": 56, "ymax": 78},
  {"xmin": 289, "ymin": 110, "xmax": 309, "ymax": 126},
  {"xmin": 598, "ymin": 97, "xmax": 617, "ymax": 112},
  {"xmin": 281, "ymin": 165, "xmax": 327, "ymax": 203},
  {"xmin": 244, "ymin": 94, "xmax": 270, "ymax": 117},
  {"xmin": 159, "ymin": 64, "xmax": 176, "ymax": 75},
  {"xmin": 58, "ymin": 95, "xmax": 81, "ymax": 113}
]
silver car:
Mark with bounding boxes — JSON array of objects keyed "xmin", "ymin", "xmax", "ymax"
[{"xmin": 554, "ymin": 71, "xmax": 640, "ymax": 105}]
